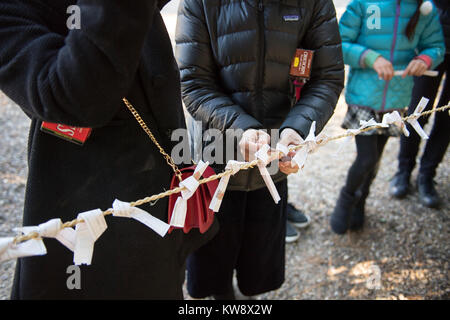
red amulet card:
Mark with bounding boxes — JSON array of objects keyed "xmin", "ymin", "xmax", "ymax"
[
  {"xmin": 290, "ymin": 49, "xmax": 314, "ymax": 79},
  {"xmin": 40, "ymin": 122, "xmax": 92, "ymax": 145}
]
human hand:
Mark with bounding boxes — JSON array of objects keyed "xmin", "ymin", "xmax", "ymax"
[
  {"xmin": 373, "ymin": 56, "xmax": 394, "ymax": 81},
  {"xmin": 238, "ymin": 129, "xmax": 271, "ymax": 161},
  {"xmin": 402, "ymin": 59, "xmax": 428, "ymax": 78},
  {"xmin": 277, "ymin": 128, "xmax": 303, "ymax": 175}
]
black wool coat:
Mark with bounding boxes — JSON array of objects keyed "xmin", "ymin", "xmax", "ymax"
[
  {"xmin": 176, "ymin": 0, "xmax": 345, "ymax": 190},
  {"xmin": 434, "ymin": 0, "xmax": 450, "ymax": 54},
  {"xmin": 0, "ymin": 0, "xmax": 217, "ymax": 299}
]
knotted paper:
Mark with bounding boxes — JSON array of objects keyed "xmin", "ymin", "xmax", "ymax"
[
  {"xmin": 170, "ymin": 160, "xmax": 209, "ymax": 228},
  {"xmin": 0, "ymin": 237, "xmax": 47, "ymax": 263},
  {"xmin": 112, "ymin": 199, "xmax": 170, "ymax": 237},
  {"xmin": 73, "ymin": 209, "xmax": 107, "ymax": 265},
  {"xmin": 406, "ymin": 97, "xmax": 429, "ymax": 140},
  {"xmin": 291, "ymin": 121, "xmax": 318, "ymax": 170},
  {"xmin": 15, "ymin": 218, "xmax": 76, "ymax": 252},
  {"xmin": 255, "ymin": 144, "xmax": 281, "ymax": 204},
  {"xmin": 209, "ymin": 160, "xmax": 247, "ymax": 212}
]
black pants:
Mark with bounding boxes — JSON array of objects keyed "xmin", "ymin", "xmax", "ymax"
[
  {"xmin": 345, "ymin": 135, "xmax": 389, "ymax": 195},
  {"xmin": 186, "ymin": 179, "xmax": 287, "ymax": 298},
  {"xmin": 398, "ymin": 54, "xmax": 450, "ymax": 178}
]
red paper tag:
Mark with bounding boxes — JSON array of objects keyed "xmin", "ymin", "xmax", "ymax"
[
  {"xmin": 290, "ymin": 49, "xmax": 314, "ymax": 79},
  {"xmin": 40, "ymin": 122, "xmax": 92, "ymax": 145}
]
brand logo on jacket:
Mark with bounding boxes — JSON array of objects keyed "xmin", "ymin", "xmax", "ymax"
[{"xmin": 283, "ymin": 15, "xmax": 299, "ymax": 22}]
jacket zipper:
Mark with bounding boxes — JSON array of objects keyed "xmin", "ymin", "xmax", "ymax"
[
  {"xmin": 380, "ymin": 0, "xmax": 401, "ymax": 111},
  {"xmin": 256, "ymin": 0, "xmax": 265, "ymax": 120}
]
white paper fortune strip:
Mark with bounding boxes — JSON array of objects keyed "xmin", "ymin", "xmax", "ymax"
[
  {"xmin": 393, "ymin": 70, "xmax": 438, "ymax": 77},
  {"xmin": 255, "ymin": 144, "xmax": 281, "ymax": 204},
  {"xmin": 291, "ymin": 121, "xmax": 317, "ymax": 170},
  {"xmin": 170, "ymin": 160, "xmax": 209, "ymax": 228},
  {"xmin": 0, "ymin": 237, "xmax": 47, "ymax": 263},
  {"xmin": 276, "ymin": 143, "xmax": 290, "ymax": 156},
  {"xmin": 112, "ymin": 199, "xmax": 170, "ymax": 237},
  {"xmin": 335, "ymin": 118, "xmax": 388, "ymax": 155},
  {"xmin": 73, "ymin": 209, "xmax": 107, "ymax": 265},
  {"xmin": 15, "ymin": 218, "xmax": 76, "ymax": 252},
  {"xmin": 209, "ymin": 160, "xmax": 247, "ymax": 212},
  {"xmin": 382, "ymin": 111, "xmax": 410, "ymax": 136},
  {"xmin": 406, "ymin": 97, "xmax": 430, "ymax": 140}
]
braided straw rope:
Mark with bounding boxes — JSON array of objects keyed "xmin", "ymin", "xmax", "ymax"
[{"xmin": 11, "ymin": 103, "xmax": 450, "ymax": 245}]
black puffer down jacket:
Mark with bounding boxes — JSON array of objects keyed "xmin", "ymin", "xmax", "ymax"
[
  {"xmin": 176, "ymin": 0, "xmax": 344, "ymax": 190},
  {"xmin": 176, "ymin": 0, "xmax": 344, "ymax": 137},
  {"xmin": 434, "ymin": 0, "xmax": 450, "ymax": 54}
]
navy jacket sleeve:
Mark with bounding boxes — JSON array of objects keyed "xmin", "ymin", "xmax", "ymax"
[{"xmin": 0, "ymin": 0, "xmax": 158, "ymax": 127}]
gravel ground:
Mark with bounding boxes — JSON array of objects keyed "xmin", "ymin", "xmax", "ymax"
[{"xmin": 0, "ymin": 90, "xmax": 448, "ymax": 300}]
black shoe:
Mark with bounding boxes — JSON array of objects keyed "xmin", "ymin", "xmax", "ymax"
[
  {"xmin": 417, "ymin": 175, "xmax": 441, "ymax": 208},
  {"xmin": 287, "ymin": 203, "xmax": 311, "ymax": 228},
  {"xmin": 286, "ymin": 221, "xmax": 300, "ymax": 243},
  {"xmin": 330, "ymin": 189, "xmax": 358, "ymax": 235},
  {"xmin": 389, "ymin": 171, "xmax": 410, "ymax": 199}
]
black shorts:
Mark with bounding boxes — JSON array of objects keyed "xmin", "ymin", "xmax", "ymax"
[{"xmin": 186, "ymin": 179, "xmax": 287, "ymax": 297}]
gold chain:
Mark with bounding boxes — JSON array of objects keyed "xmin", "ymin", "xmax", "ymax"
[{"xmin": 122, "ymin": 98, "xmax": 183, "ymax": 181}]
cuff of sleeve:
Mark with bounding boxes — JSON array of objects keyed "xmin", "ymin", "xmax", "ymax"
[
  {"xmin": 415, "ymin": 55, "xmax": 432, "ymax": 69},
  {"xmin": 279, "ymin": 120, "xmax": 308, "ymax": 140},
  {"xmin": 363, "ymin": 49, "xmax": 382, "ymax": 69},
  {"xmin": 229, "ymin": 113, "xmax": 264, "ymax": 132}
]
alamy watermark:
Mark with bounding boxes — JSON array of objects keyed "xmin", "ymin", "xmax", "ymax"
[
  {"xmin": 170, "ymin": 122, "xmax": 284, "ymax": 175},
  {"xmin": 66, "ymin": 5, "xmax": 81, "ymax": 30},
  {"xmin": 366, "ymin": 5, "xmax": 381, "ymax": 30},
  {"xmin": 66, "ymin": 265, "xmax": 81, "ymax": 290}
]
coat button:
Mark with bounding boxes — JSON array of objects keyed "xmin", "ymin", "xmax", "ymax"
[{"xmin": 152, "ymin": 75, "xmax": 167, "ymax": 88}]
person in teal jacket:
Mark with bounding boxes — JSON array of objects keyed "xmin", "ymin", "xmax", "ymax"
[{"xmin": 331, "ymin": 0, "xmax": 445, "ymax": 234}]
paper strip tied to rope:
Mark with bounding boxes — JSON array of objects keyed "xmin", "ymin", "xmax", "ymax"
[
  {"xmin": 255, "ymin": 144, "xmax": 281, "ymax": 204},
  {"xmin": 15, "ymin": 218, "xmax": 76, "ymax": 252},
  {"xmin": 291, "ymin": 121, "xmax": 319, "ymax": 171},
  {"xmin": 406, "ymin": 97, "xmax": 430, "ymax": 140},
  {"xmin": 382, "ymin": 111, "xmax": 410, "ymax": 136},
  {"xmin": 169, "ymin": 160, "xmax": 209, "ymax": 228},
  {"xmin": 113, "ymin": 200, "xmax": 170, "ymax": 237},
  {"xmin": 73, "ymin": 209, "xmax": 107, "ymax": 265},
  {"xmin": 209, "ymin": 160, "xmax": 247, "ymax": 212},
  {"xmin": 0, "ymin": 237, "xmax": 47, "ymax": 263},
  {"xmin": 275, "ymin": 143, "xmax": 290, "ymax": 157}
]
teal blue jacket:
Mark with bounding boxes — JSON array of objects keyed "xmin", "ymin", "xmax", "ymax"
[{"xmin": 339, "ymin": 0, "xmax": 445, "ymax": 111}]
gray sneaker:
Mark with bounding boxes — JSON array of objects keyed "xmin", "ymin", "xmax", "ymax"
[
  {"xmin": 287, "ymin": 203, "xmax": 311, "ymax": 228},
  {"xmin": 286, "ymin": 221, "xmax": 300, "ymax": 243}
]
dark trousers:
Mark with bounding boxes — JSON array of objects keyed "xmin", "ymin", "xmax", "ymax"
[
  {"xmin": 345, "ymin": 135, "xmax": 389, "ymax": 195},
  {"xmin": 186, "ymin": 179, "xmax": 287, "ymax": 298},
  {"xmin": 398, "ymin": 55, "xmax": 450, "ymax": 178}
]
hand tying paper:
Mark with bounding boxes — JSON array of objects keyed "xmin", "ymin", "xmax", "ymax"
[
  {"xmin": 239, "ymin": 129, "xmax": 271, "ymax": 161},
  {"xmin": 277, "ymin": 128, "xmax": 303, "ymax": 175}
]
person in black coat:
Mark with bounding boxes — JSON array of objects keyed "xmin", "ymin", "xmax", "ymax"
[
  {"xmin": 176, "ymin": 0, "xmax": 344, "ymax": 298},
  {"xmin": 389, "ymin": 0, "xmax": 449, "ymax": 208},
  {"xmin": 0, "ymin": 0, "xmax": 217, "ymax": 299}
]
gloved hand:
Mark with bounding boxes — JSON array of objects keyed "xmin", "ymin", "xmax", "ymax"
[
  {"xmin": 277, "ymin": 128, "xmax": 303, "ymax": 175},
  {"xmin": 238, "ymin": 129, "xmax": 271, "ymax": 161}
]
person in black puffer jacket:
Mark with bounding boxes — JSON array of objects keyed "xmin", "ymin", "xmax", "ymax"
[
  {"xmin": 389, "ymin": 0, "xmax": 450, "ymax": 209},
  {"xmin": 176, "ymin": 0, "xmax": 344, "ymax": 299}
]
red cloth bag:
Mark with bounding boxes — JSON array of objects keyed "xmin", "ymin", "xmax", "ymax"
[{"xmin": 167, "ymin": 165, "xmax": 218, "ymax": 234}]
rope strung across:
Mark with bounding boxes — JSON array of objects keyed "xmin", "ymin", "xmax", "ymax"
[{"xmin": 1, "ymin": 101, "xmax": 449, "ymax": 264}]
